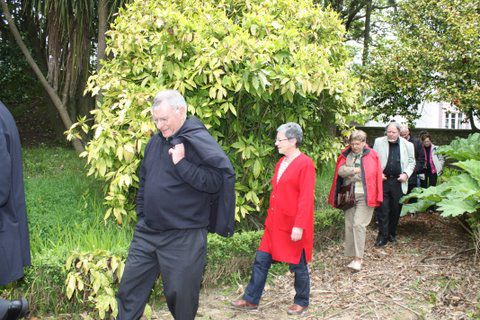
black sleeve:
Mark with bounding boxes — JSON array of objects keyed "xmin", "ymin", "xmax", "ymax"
[
  {"xmin": 0, "ymin": 133, "xmax": 11, "ymax": 206},
  {"xmin": 414, "ymin": 139, "xmax": 426, "ymax": 174},
  {"xmin": 175, "ymin": 158, "xmax": 223, "ymax": 194},
  {"xmin": 136, "ymin": 140, "xmax": 153, "ymax": 218}
]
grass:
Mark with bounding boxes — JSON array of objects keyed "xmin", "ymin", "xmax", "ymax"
[
  {"xmin": 0, "ymin": 147, "xmax": 134, "ymax": 314},
  {"xmin": 23, "ymin": 147, "xmax": 133, "ymax": 260}
]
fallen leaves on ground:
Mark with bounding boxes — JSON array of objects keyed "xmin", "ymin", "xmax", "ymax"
[{"xmin": 155, "ymin": 213, "xmax": 479, "ymax": 319}]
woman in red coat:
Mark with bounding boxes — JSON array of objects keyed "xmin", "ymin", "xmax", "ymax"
[
  {"xmin": 231, "ymin": 122, "xmax": 316, "ymax": 316},
  {"xmin": 328, "ymin": 130, "xmax": 383, "ymax": 271}
]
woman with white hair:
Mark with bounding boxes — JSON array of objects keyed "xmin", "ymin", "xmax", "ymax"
[{"xmin": 231, "ymin": 122, "xmax": 316, "ymax": 316}]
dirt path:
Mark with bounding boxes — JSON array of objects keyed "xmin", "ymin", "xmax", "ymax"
[{"xmin": 152, "ymin": 213, "xmax": 479, "ymax": 320}]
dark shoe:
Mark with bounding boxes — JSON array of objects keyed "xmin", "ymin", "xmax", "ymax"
[
  {"xmin": 7, "ymin": 298, "xmax": 29, "ymax": 319},
  {"xmin": 287, "ymin": 304, "xmax": 308, "ymax": 315},
  {"xmin": 388, "ymin": 235, "xmax": 397, "ymax": 243},
  {"xmin": 230, "ymin": 299, "xmax": 258, "ymax": 310},
  {"xmin": 374, "ymin": 238, "xmax": 388, "ymax": 247}
]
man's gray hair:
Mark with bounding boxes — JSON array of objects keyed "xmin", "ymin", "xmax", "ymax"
[
  {"xmin": 277, "ymin": 122, "xmax": 303, "ymax": 147},
  {"xmin": 151, "ymin": 89, "xmax": 187, "ymax": 116},
  {"xmin": 386, "ymin": 122, "xmax": 401, "ymax": 133},
  {"xmin": 399, "ymin": 124, "xmax": 409, "ymax": 133}
]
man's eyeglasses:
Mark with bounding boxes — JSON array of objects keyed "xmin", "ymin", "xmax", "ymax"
[{"xmin": 275, "ymin": 138, "xmax": 292, "ymax": 142}]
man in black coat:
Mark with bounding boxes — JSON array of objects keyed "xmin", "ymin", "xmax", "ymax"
[
  {"xmin": 0, "ymin": 101, "xmax": 31, "ymax": 287},
  {"xmin": 400, "ymin": 125, "xmax": 426, "ymax": 194},
  {"xmin": 116, "ymin": 90, "xmax": 235, "ymax": 320}
]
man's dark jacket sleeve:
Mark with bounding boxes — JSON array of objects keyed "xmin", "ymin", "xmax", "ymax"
[
  {"xmin": 175, "ymin": 158, "xmax": 222, "ymax": 193},
  {"xmin": 135, "ymin": 140, "xmax": 154, "ymax": 218}
]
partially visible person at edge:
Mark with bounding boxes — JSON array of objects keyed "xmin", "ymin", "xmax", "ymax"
[
  {"xmin": 231, "ymin": 122, "xmax": 315, "ymax": 316},
  {"xmin": 116, "ymin": 90, "xmax": 236, "ymax": 320},
  {"xmin": 0, "ymin": 101, "xmax": 31, "ymax": 285},
  {"xmin": 0, "ymin": 101, "xmax": 31, "ymax": 319},
  {"xmin": 420, "ymin": 132, "xmax": 444, "ymax": 188},
  {"xmin": 373, "ymin": 122, "xmax": 415, "ymax": 247},
  {"xmin": 328, "ymin": 130, "xmax": 383, "ymax": 271},
  {"xmin": 400, "ymin": 125, "xmax": 426, "ymax": 193}
]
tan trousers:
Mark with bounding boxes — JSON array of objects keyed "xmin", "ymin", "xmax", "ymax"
[{"xmin": 344, "ymin": 194, "xmax": 374, "ymax": 259}]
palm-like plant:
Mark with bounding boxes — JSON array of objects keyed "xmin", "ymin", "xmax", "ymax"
[{"xmin": 0, "ymin": 0, "xmax": 129, "ymax": 151}]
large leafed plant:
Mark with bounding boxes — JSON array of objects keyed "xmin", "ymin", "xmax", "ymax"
[
  {"xmin": 401, "ymin": 134, "xmax": 480, "ymax": 256},
  {"xmin": 67, "ymin": 0, "xmax": 362, "ymax": 224}
]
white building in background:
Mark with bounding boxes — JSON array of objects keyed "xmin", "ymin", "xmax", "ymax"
[{"xmin": 365, "ymin": 102, "xmax": 477, "ymax": 129}]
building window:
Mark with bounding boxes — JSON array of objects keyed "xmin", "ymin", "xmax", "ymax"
[{"xmin": 444, "ymin": 111, "xmax": 465, "ymax": 129}]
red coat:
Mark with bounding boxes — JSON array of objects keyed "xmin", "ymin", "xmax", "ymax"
[
  {"xmin": 328, "ymin": 146, "xmax": 383, "ymax": 208},
  {"xmin": 258, "ymin": 153, "xmax": 316, "ymax": 264}
]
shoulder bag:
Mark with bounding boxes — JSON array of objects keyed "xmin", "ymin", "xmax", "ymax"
[{"xmin": 337, "ymin": 183, "xmax": 355, "ymax": 211}]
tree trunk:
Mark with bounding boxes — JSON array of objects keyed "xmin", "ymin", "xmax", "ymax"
[
  {"xmin": 98, "ymin": 0, "xmax": 108, "ymax": 68},
  {"xmin": 96, "ymin": 0, "xmax": 108, "ymax": 106},
  {"xmin": 362, "ymin": 0, "xmax": 372, "ymax": 66},
  {"xmin": 0, "ymin": 0, "xmax": 84, "ymax": 153},
  {"xmin": 468, "ymin": 108, "xmax": 480, "ymax": 132}
]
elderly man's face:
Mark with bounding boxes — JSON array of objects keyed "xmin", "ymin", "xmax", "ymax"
[
  {"xmin": 386, "ymin": 124, "xmax": 400, "ymax": 142},
  {"xmin": 400, "ymin": 128, "xmax": 409, "ymax": 139},
  {"xmin": 152, "ymin": 101, "xmax": 186, "ymax": 138}
]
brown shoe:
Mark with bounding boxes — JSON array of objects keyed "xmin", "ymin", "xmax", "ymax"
[
  {"xmin": 230, "ymin": 299, "xmax": 258, "ymax": 310},
  {"xmin": 287, "ymin": 304, "xmax": 308, "ymax": 315}
]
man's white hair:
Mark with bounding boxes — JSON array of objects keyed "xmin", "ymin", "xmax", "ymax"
[{"xmin": 151, "ymin": 89, "xmax": 187, "ymax": 116}]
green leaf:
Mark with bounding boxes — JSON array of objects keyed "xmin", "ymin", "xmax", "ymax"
[
  {"xmin": 253, "ymin": 159, "xmax": 261, "ymax": 178},
  {"xmin": 437, "ymin": 197, "xmax": 478, "ymax": 217}
]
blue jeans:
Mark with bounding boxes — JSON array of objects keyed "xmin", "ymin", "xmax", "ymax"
[{"xmin": 243, "ymin": 250, "xmax": 310, "ymax": 307}]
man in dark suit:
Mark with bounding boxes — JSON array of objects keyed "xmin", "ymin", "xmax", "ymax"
[
  {"xmin": 373, "ymin": 123, "xmax": 415, "ymax": 247},
  {"xmin": 0, "ymin": 101, "xmax": 31, "ymax": 319},
  {"xmin": 0, "ymin": 101, "xmax": 31, "ymax": 285},
  {"xmin": 116, "ymin": 90, "xmax": 235, "ymax": 320}
]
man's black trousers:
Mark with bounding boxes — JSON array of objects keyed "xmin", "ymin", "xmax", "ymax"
[
  {"xmin": 377, "ymin": 178, "xmax": 404, "ymax": 240},
  {"xmin": 116, "ymin": 220, "xmax": 207, "ymax": 320}
]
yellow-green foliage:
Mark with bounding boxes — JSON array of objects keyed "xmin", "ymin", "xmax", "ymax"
[
  {"xmin": 64, "ymin": 250, "xmax": 153, "ymax": 320},
  {"xmin": 67, "ymin": 0, "xmax": 362, "ymax": 224}
]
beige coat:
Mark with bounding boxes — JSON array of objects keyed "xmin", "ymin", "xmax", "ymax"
[{"xmin": 373, "ymin": 136, "xmax": 416, "ymax": 194}]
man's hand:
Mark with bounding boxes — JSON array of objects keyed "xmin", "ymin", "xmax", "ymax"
[
  {"xmin": 291, "ymin": 227, "xmax": 303, "ymax": 242},
  {"xmin": 168, "ymin": 143, "xmax": 185, "ymax": 164},
  {"xmin": 397, "ymin": 172, "xmax": 408, "ymax": 183},
  {"xmin": 382, "ymin": 173, "xmax": 387, "ymax": 181}
]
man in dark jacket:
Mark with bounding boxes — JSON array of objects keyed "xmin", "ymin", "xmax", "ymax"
[
  {"xmin": 0, "ymin": 101, "xmax": 31, "ymax": 287},
  {"xmin": 116, "ymin": 90, "xmax": 235, "ymax": 320},
  {"xmin": 400, "ymin": 125, "xmax": 425, "ymax": 194}
]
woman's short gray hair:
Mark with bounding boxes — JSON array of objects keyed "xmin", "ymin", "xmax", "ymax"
[
  {"xmin": 151, "ymin": 89, "xmax": 187, "ymax": 116},
  {"xmin": 349, "ymin": 130, "xmax": 367, "ymax": 143},
  {"xmin": 277, "ymin": 122, "xmax": 303, "ymax": 147}
]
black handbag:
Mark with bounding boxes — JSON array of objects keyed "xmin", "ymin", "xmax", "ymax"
[{"xmin": 337, "ymin": 183, "xmax": 355, "ymax": 211}]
